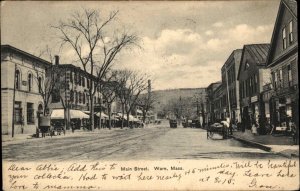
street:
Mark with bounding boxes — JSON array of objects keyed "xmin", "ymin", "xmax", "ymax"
[{"xmin": 2, "ymin": 121, "xmax": 285, "ymax": 161}]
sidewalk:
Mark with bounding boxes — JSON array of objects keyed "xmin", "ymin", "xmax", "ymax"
[
  {"xmin": 1, "ymin": 127, "xmax": 136, "ymax": 145},
  {"xmin": 231, "ymin": 130, "xmax": 299, "ymax": 158}
]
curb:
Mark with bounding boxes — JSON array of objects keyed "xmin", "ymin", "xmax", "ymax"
[{"xmin": 229, "ymin": 135, "xmax": 272, "ymax": 152}]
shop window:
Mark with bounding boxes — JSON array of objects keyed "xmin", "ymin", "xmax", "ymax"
[
  {"xmin": 282, "ymin": 27, "xmax": 287, "ymax": 49},
  {"xmin": 15, "ymin": 70, "xmax": 21, "ymax": 90},
  {"xmin": 27, "ymin": 103, "xmax": 34, "ymax": 124},
  {"xmin": 14, "ymin": 102, "xmax": 22, "ymax": 124}
]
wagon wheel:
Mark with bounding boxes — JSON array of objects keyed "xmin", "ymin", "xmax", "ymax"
[
  {"xmin": 207, "ymin": 128, "xmax": 214, "ymax": 139},
  {"xmin": 222, "ymin": 127, "xmax": 228, "ymax": 139}
]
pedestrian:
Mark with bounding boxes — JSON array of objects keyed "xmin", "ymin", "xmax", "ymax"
[
  {"xmin": 251, "ymin": 122, "xmax": 258, "ymax": 135},
  {"xmin": 290, "ymin": 122, "xmax": 297, "ymax": 145},
  {"xmin": 21, "ymin": 115, "xmax": 24, "ymax": 134},
  {"xmin": 71, "ymin": 121, "xmax": 75, "ymax": 133}
]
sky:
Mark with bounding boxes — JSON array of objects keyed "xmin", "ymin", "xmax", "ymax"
[{"xmin": 1, "ymin": 0, "xmax": 280, "ymax": 90}]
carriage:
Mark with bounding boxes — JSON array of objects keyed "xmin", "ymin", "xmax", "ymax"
[
  {"xmin": 207, "ymin": 121, "xmax": 229, "ymax": 139},
  {"xmin": 169, "ymin": 119, "xmax": 177, "ymax": 128}
]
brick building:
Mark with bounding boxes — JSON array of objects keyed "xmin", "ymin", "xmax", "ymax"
[
  {"xmin": 213, "ymin": 84, "xmax": 226, "ymax": 121},
  {"xmin": 1, "ymin": 45, "xmax": 50, "ymax": 135},
  {"xmin": 205, "ymin": 81, "xmax": 221, "ymax": 124},
  {"xmin": 221, "ymin": 49, "xmax": 243, "ymax": 123},
  {"xmin": 266, "ymin": 0, "xmax": 298, "ymax": 141},
  {"xmin": 237, "ymin": 44, "xmax": 271, "ymax": 132}
]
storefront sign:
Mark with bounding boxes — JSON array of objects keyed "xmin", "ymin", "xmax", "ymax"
[
  {"xmin": 251, "ymin": 95, "xmax": 258, "ymax": 103},
  {"xmin": 241, "ymin": 98, "xmax": 250, "ymax": 107}
]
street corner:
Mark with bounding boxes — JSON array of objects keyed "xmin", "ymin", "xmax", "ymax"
[{"xmin": 270, "ymin": 145, "xmax": 300, "ymax": 158}]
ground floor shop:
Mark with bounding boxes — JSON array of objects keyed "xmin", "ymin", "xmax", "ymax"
[{"xmin": 1, "ymin": 89, "xmax": 44, "ymax": 135}]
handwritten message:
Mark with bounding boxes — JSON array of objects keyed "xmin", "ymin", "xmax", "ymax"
[{"xmin": 3, "ymin": 159, "xmax": 299, "ymax": 190}]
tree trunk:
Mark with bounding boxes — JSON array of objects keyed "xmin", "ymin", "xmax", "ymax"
[
  {"xmin": 108, "ymin": 103, "xmax": 112, "ymax": 130},
  {"xmin": 127, "ymin": 112, "xmax": 130, "ymax": 128},
  {"xmin": 121, "ymin": 103, "xmax": 125, "ymax": 129},
  {"xmin": 99, "ymin": 111, "xmax": 102, "ymax": 129},
  {"xmin": 90, "ymin": 96, "xmax": 94, "ymax": 131},
  {"xmin": 64, "ymin": 107, "xmax": 67, "ymax": 132}
]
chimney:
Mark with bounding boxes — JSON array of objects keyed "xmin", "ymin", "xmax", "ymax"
[{"xmin": 54, "ymin": 55, "xmax": 59, "ymax": 65}]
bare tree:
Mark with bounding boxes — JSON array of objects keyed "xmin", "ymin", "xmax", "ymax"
[
  {"xmin": 115, "ymin": 70, "xmax": 132, "ymax": 128},
  {"xmin": 136, "ymin": 92, "xmax": 156, "ymax": 123},
  {"xmin": 53, "ymin": 8, "xmax": 139, "ymax": 131},
  {"xmin": 33, "ymin": 46, "xmax": 64, "ymax": 115},
  {"xmin": 116, "ymin": 70, "xmax": 149, "ymax": 128},
  {"xmin": 101, "ymin": 71, "xmax": 118, "ymax": 129}
]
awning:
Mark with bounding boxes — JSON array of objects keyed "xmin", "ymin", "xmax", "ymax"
[
  {"xmin": 136, "ymin": 109, "xmax": 143, "ymax": 114},
  {"xmin": 51, "ymin": 109, "xmax": 65, "ymax": 119},
  {"xmin": 96, "ymin": 112, "xmax": 108, "ymax": 119},
  {"xmin": 51, "ymin": 109, "xmax": 89, "ymax": 119},
  {"xmin": 70, "ymin": 110, "xmax": 89, "ymax": 119},
  {"xmin": 129, "ymin": 115, "xmax": 140, "ymax": 122}
]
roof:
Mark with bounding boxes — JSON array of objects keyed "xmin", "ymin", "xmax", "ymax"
[
  {"xmin": 237, "ymin": 44, "xmax": 270, "ymax": 80},
  {"xmin": 1, "ymin": 44, "xmax": 52, "ymax": 67},
  {"xmin": 266, "ymin": 0, "xmax": 298, "ymax": 67},
  {"xmin": 222, "ymin": 49, "xmax": 243, "ymax": 71},
  {"xmin": 244, "ymin": 44, "xmax": 270, "ymax": 65},
  {"xmin": 282, "ymin": 0, "xmax": 297, "ymax": 19}
]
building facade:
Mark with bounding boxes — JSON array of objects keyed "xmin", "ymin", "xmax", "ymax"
[
  {"xmin": 205, "ymin": 81, "xmax": 221, "ymax": 124},
  {"xmin": 213, "ymin": 84, "xmax": 227, "ymax": 121},
  {"xmin": 1, "ymin": 45, "xmax": 50, "ymax": 135},
  {"xmin": 237, "ymin": 44, "xmax": 271, "ymax": 132},
  {"xmin": 221, "ymin": 49, "xmax": 243, "ymax": 123},
  {"xmin": 266, "ymin": 0, "xmax": 298, "ymax": 140},
  {"xmin": 48, "ymin": 62, "xmax": 105, "ymax": 128}
]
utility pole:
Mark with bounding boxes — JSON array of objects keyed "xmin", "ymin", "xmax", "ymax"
[
  {"xmin": 225, "ymin": 64, "xmax": 232, "ymax": 122},
  {"xmin": 12, "ymin": 63, "xmax": 17, "ymax": 137}
]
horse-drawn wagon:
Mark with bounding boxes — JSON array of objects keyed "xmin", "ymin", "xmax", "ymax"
[{"xmin": 207, "ymin": 121, "xmax": 229, "ymax": 139}]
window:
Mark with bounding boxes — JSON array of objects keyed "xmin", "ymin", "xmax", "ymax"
[
  {"xmin": 282, "ymin": 27, "xmax": 287, "ymax": 49},
  {"xmin": 83, "ymin": 93, "xmax": 85, "ymax": 104},
  {"xmin": 288, "ymin": 64, "xmax": 292, "ymax": 86},
  {"xmin": 245, "ymin": 62, "xmax": 250, "ymax": 70},
  {"xmin": 273, "ymin": 71, "xmax": 277, "ymax": 89},
  {"xmin": 87, "ymin": 79, "xmax": 90, "ymax": 88},
  {"xmin": 70, "ymin": 72, "xmax": 73, "ymax": 83},
  {"xmin": 78, "ymin": 75, "xmax": 81, "ymax": 86},
  {"xmin": 249, "ymin": 77, "xmax": 252, "ymax": 95},
  {"xmin": 52, "ymin": 89, "xmax": 60, "ymax": 103},
  {"xmin": 79, "ymin": 92, "xmax": 82, "ymax": 104},
  {"xmin": 82, "ymin": 77, "xmax": 85, "ymax": 87},
  {"xmin": 75, "ymin": 91, "xmax": 78, "ymax": 104},
  {"xmin": 14, "ymin": 102, "xmax": 22, "ymax": 124},
  {"xmin": 289, "ymin": 21, "xmax": 293, "ymax": 44},
  {"xmin": 15, "ymin": 70, "xmax": 20, "ymax": 90},
  {"xmin": 28, "ymin": 73, "xmax": 32, "ymax": 92},
  {"xmin": 70, "ymin": 90, "xmax": 74, "ymax": 102},
  {"xmin": 38, "ymin": 77, "xmax": 42, "ymax": 93},
  {"xmin": 279, "ymin": 69, "xmax": 283, "ymax": 88},
  {"xmin": 27, "ymin": 103, "xmax": 34, "ymax": 124}
]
